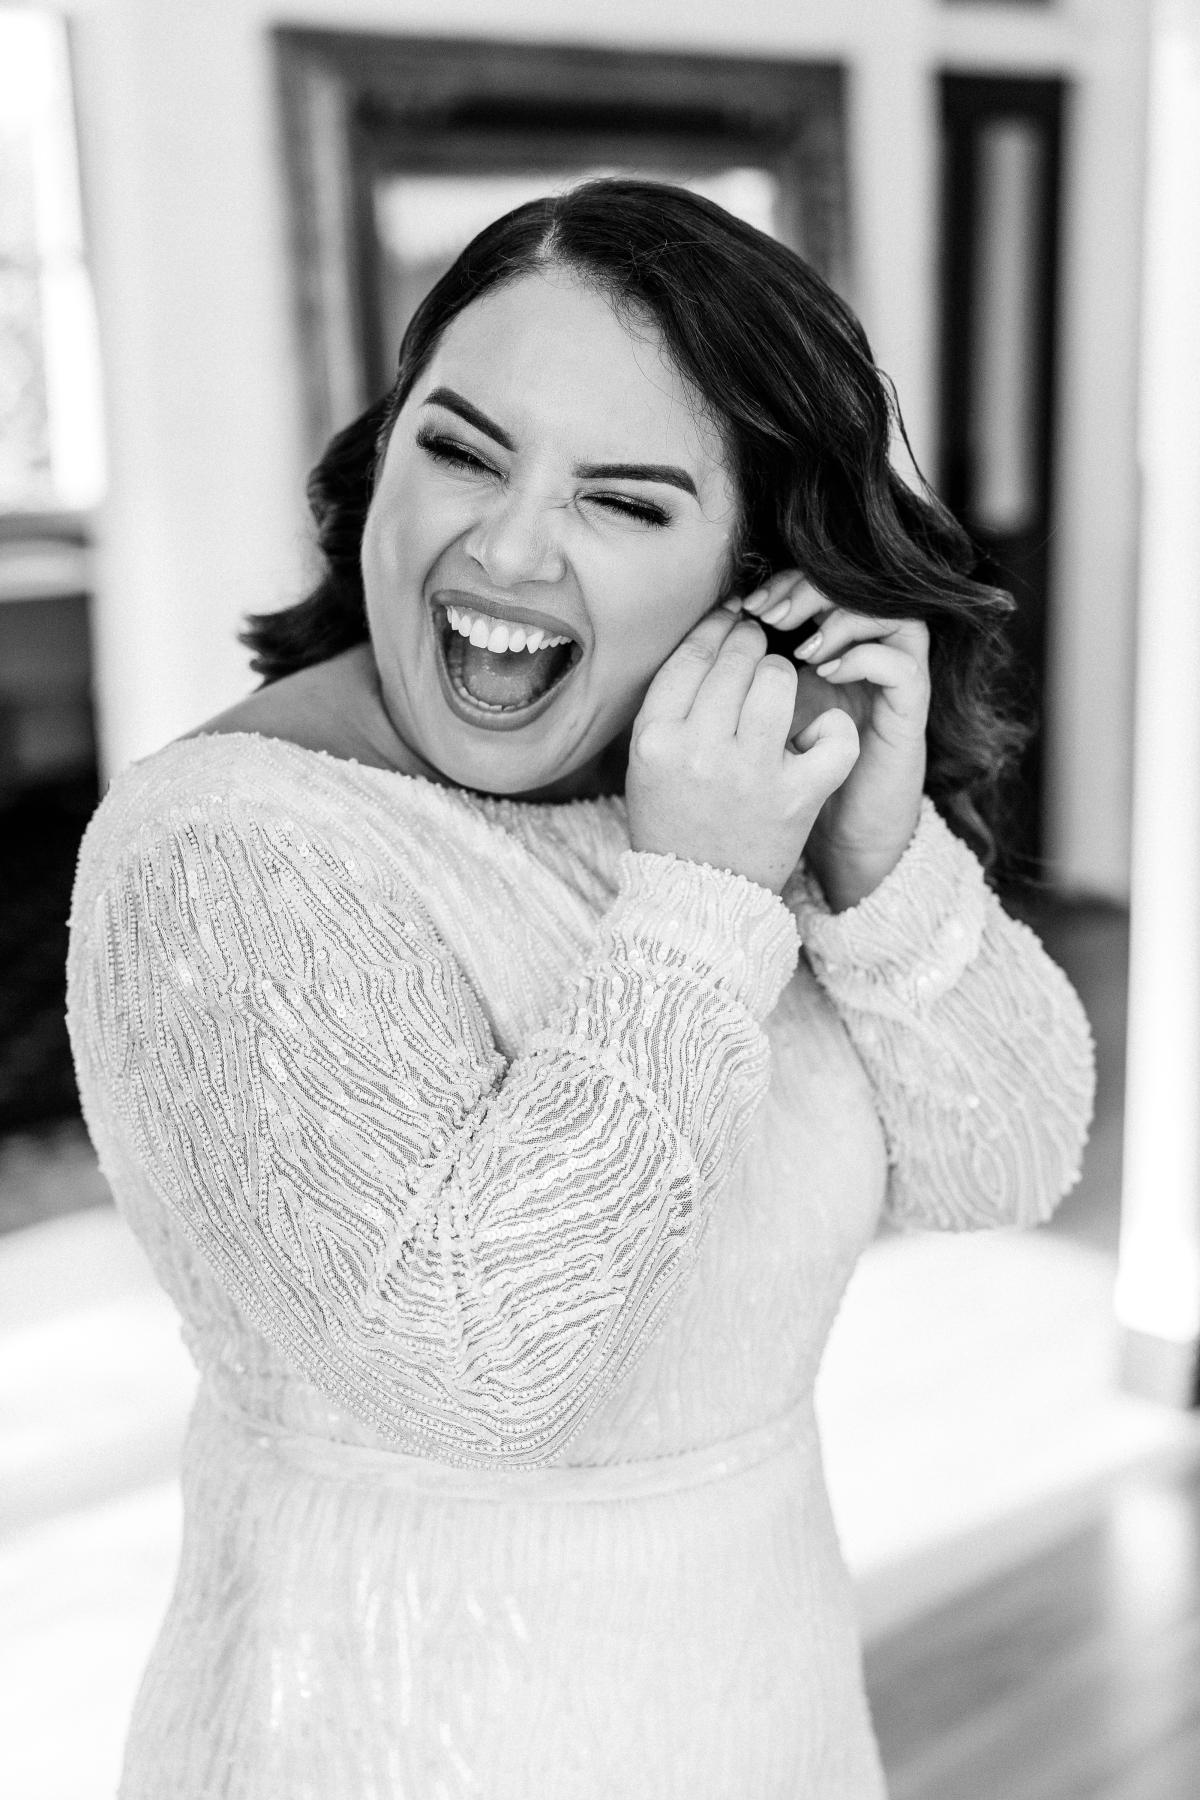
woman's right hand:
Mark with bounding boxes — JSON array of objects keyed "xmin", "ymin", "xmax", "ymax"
[{"xmin": 625, "ymin": 608, "xmax": 860, "ymax": 896}]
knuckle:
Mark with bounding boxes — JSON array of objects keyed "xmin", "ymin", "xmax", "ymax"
[
  {"xmin": 755, "ymin": 653, "xmax": 797, "ymax": 681},
  {"xmin": 731, "ymin": 617, "xmax": 767, "ymax": 646},
  {"xmin": 767, "ymin": 651, "xmax": 797, "ymax": 673},
  {"xmin": 630, "ymin": 720, "xmax": 674, "ymax": 763}
]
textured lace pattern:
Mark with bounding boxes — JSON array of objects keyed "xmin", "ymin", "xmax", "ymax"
[
  {"xmin": 785, "ymin": 798, "xmax": 1097, "ymax": 1230},
  {"xmin": 66, "ymin": 734, "xmax": 1095, "ymax": 1799}
]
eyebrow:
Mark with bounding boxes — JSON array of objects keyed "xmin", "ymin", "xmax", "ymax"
[{"xmin": 422, "ymin": 386, "xmax": 699, "ymax": 499}]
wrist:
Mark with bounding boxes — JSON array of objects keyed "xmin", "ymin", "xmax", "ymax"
[
  {"xmin": 805, "ymin": 811, "xmax": 922, "ymax": 914},
  {"xmin": 809, "ymin": 851, "xmax": 902, "ymax": 913}
]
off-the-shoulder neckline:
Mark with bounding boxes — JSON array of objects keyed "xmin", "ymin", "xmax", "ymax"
[{"xmin": 155, "ymin": 730, "xmax": 628, "ymax": 818}]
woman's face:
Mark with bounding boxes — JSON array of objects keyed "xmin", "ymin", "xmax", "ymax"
[{"xmin": 360, "ymin": 268, "xmax": 740, "ymax": 800}]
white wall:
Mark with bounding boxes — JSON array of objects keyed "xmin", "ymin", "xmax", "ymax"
[
  {"xmin": 61, "ymin": 0, "xmax": 1146, "ymax": 896},
  {"xmin": 1117, "ymin": 0, "xmax": 1200, "ymax": 1369}
]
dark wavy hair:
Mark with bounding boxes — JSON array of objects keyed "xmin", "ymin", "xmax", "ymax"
[{"xmin": 244, "ymin": 177, "xmax": 1026, "ymax": 867}]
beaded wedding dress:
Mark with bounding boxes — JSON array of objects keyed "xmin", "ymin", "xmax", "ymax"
[{"xmin": 67, "ymin": 733, "xmax": 1094, "ymax": 1798}]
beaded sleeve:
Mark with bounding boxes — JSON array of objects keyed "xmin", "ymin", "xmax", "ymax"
[
  {"xmin": 68, "ymin": 794, "xmax": 799, "ymax": 1466},
  {"xmin": 785, "ymin": 798, "xmax": 1096, "ymax": 1230}
]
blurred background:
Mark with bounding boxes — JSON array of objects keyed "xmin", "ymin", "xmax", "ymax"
[{"xmin": 2, "ymin": 0, "xmax": 1199, "ymax": 1795}]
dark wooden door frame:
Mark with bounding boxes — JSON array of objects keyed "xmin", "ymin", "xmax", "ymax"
[
  {"xmin": 273, "ymin": 30, "xmax": 850, "ymax": 461},
  {"xmin": 938, "ymin": 73, "xmax": 1067, "ymax": 880}
]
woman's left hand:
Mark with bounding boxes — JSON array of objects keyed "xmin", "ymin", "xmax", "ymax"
[{"xmin": 731, "ymin": 571, "xmax": 930, "ymax": 911}]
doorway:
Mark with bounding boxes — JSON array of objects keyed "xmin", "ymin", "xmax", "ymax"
[
  {"xmin": 273, "ymin": 32, "xmax": 851, "ymax": 459},
  {"xmin": 938, "ymin": 75, "xmax": 1067, "ymax": 882}
]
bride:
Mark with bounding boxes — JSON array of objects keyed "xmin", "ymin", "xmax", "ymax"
[{"xmin": 68, "ymin": 178, "xmax": 1093, "ymax": 1797}]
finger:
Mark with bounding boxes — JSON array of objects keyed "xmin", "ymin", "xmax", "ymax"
[
  {"xmin": 784, "ymin": 707, "xmax": 860, "ymax": 793},
  {"xmin": 738, "ymin": 569, "xmax": 807, "ymax": 613},
  {"xmin": 741, "ymin": 572, "xmax": 829, "ymax": 636},
  {"xmin": 636, "ymin": 609, "xmax": 744, "ymax": 725},
  {"xmin": 733, "ymin": 653, "xmax": 798, "ymax": 754},
  {"xmin": 687, "ymin": 618, "xmax": 772, "ymax": 733},
  {"xmin": 794, "ymin": 610, "xmax": 929, "ymax": 665},
  {"xmin": 813, "ymin": 641, "xmax": 930, "ymax": 719}
]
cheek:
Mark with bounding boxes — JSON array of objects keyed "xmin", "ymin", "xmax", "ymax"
[
  {"xmin": 364, "ymin": 478, "xmax": 458, "ymax": 605},
  {"xmin": 581, "ymin": 536, "xmax": 727, "ymax": 696},
  {"xmin": 603, "ymin": 532, "xmax": 729, "ymax": 635}
]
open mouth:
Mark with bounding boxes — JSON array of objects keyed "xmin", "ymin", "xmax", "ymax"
[{"xmin": 432, "ymin": 603, "xmax": 583, "ymax": 726}]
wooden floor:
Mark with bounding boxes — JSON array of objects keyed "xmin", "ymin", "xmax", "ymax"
[{"xmin": 865, "ymin": 1455, "xmax": 1200, "ymax": 1799}]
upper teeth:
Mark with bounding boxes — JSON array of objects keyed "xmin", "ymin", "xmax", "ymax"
[{"xmin": 444, "ymin": 605, "xmax": 571, "ymax": 655}]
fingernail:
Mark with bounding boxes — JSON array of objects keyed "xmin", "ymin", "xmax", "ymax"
[
  {"xmin": 718, "ymin": 598, "xmax": 742, "ymax": 614},
  {"xmin": 792, "ymin": 631, "xmax": 823, "ymax": 660},
  {"xmin": 741, "ymin": 588, "xmax": 767, "ymax": 612},
  {"xmin": 816, "ymin": 657, "xmax": 842, "ymax": 677},
  {"xmin": 760, "ymin": 598, "xmax": 791, "ymax": 625}
]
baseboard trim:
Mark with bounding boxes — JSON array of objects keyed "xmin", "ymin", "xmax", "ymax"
[{"xmin": 1119, "ymin": 1327, "xmax": 1200, "ymax": 1408}]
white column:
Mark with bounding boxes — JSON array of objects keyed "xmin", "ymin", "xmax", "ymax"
[
  {"xmin": 69, "ymin": 0, "xmax": 310, "ymax": 779},
  {"xmin": 851, "ymin": 0, "xmax": 938, "ymax": 484},
  {"xmin": 1116, "ymin": 0, "xmax": 1200, "ymax": 1405},
  {"xmin": 1042, "ymin": 0, "xmax": 1148, "ymax": 901}
]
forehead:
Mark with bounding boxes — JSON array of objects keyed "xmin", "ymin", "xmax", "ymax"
[{"xmin": 419, "ymin": 268, "xmax": 728, "ymax": 473}]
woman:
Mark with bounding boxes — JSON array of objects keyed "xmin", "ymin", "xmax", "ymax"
[{"xmin": 68, "ymin": 180, "xmax": 1094, "ymax": 1797}]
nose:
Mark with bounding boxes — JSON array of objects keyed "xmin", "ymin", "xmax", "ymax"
[{"xmin": 462, "ymin": 488, "xmax": 566, "ymax": 589}]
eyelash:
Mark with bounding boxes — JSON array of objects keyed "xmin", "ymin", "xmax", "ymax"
[{"xmin": 415, "ymin": 430, "xmax": 670, "ymax": 528}]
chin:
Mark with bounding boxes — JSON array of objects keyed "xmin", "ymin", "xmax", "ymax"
[
  {"xmin": 438, "ymin": 741, "xmax": 588, "ymax": 802},
  {"xmin": 429, "ymin": 711, "xmax": 626, "ymax": 804},
  {"xmin": 380, "ymin": 631, "xmax": 628, "ymax": 801}
]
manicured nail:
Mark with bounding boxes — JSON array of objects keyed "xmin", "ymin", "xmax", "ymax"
[
  {"xmin": 760, "ymin": 598, "xmax": 791, "ymax": 625},
  {"xmin": 816, "ymin": 657, "xmax": 842, "ymax": 677},
  {"xmin": 792, "ymin": 631, "xmax": 823, "ymax": 660}
]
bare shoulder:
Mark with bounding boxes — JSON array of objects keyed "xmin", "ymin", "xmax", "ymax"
[
  {"xmin": 183, "ymin": 658, "xmax": 346, "ymax": 754},
  {"xmin": 180, "ymin": 645, "xmax": 419, "ymax": 773}
]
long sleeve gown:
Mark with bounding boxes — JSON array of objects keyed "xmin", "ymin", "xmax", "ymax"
[{"xmin": 66, "ymin": 731, "xmax": 1095, "ymax": 1799}]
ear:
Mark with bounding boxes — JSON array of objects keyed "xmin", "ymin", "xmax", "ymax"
[{"xmin": 728, "ymin": 549, "xmax": 772, "ymax": 599}]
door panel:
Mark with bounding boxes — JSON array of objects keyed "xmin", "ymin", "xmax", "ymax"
[{"xmin": 939, "ymin": 75, "xmax": 1066, "ymax": 880}]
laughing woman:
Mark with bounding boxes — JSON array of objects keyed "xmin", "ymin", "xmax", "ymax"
[{"xmin": 67, "ymin": 180, "xmax": 1093, "ymax": 1798}]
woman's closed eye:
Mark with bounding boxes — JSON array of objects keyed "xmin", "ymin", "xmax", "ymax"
[
  {"xmin": 417, "ymin": 430, "xmax": 497, "ymax": 479},
  {"xmin": 418, "ymin": 429, "xmax": 670, "ymax": 528},
  {"xmin": 585, "ymin": 493, "xmax": 669, "ymax": 527}
]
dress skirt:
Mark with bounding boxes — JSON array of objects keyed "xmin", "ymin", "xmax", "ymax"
[{"xmin": 118, "ymin": 1387, "xmax": 888, "ymax": 1799}]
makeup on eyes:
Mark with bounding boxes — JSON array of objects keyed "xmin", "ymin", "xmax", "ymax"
[
  {"xmin": 415, "ymin": 426, "xmax": 672, "ymax": 527},
  {"xmin": 421, "ymin": 387, "xmax": 699, "ymax": 492},
  {"xmin": 415, "ymin": 428, "xmax": 492, "ymax": 475}
]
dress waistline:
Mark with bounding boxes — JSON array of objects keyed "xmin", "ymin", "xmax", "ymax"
[{"xmin": 198, "ymin": 1386, "xmax": 816, "ymax": 1504}]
